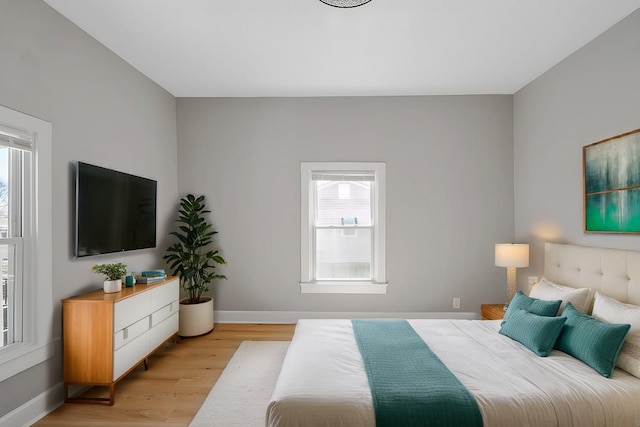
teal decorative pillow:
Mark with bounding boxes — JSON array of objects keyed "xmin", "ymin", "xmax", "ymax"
[
  {"xmin": 500, "ymin": 309, "xmax": 567, "ymax": 356},
  {"xmin": 555, "ymin": 303, "xmax": 631, "ymax": 378},
  {"xmin": 503, "ymin": 291, "xmax": 562, "ymax": 324}
]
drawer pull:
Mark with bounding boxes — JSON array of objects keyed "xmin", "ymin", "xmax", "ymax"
[{"xmin": 123, "ymin": 328, "xmax": 128, "ymax": 340}]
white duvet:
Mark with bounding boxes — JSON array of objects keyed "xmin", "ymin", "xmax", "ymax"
[{"xmin": 266, "ymin": 319, "xmax": 640, "ymax": 427}]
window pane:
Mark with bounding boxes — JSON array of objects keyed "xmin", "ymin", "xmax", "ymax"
[
  {"xmin": 316, "ymin": 180, "xmax": 371, "ymax": 226},
  {"xmin": 0, "ymin": 147, "xmax": 8, "ymax": 347},
  {"xmin": 1, "ymin": 244, "xmax": 15, "ymax": 347},
  {"xmin": 315, "ymin": 228, "xmax": 371, "ymax": 280},
  {"xmin": 0, "ymin": 147, "xmax": 7, "ymax": 238},
  {"xmin": 0, "ymin": 148, "xmax": 15, "ymax": 348}
]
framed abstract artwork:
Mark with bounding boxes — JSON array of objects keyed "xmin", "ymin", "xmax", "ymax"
[{"xmin": 584, "ymin": 128, "xmax": 640, "ymax": 233}]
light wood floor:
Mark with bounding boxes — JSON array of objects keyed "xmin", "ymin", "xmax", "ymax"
[{"xmin": 33, "ymin": 323, "xmax": 296, "ymax": 427}]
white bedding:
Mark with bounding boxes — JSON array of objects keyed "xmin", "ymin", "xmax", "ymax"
[{"xmin": 266, "ymin": 319, "xmax": 640, "ymax": 427}]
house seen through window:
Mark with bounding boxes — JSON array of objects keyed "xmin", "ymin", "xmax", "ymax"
[
  {"xmin": 0, "ymin": 140, "xmax": 25, "ymax": 348},
  {"xmin": 315, "ymin": 175, "xmax": 372, "ymax": 280}
]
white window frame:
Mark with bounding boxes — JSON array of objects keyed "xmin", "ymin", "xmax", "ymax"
[
  {"xmin": 300, "ymin": 162, "xmax": 387, "ymax": 294},
  {"xmin": 0, "ymin": 105, "xmax": 53, "ymax": 382}
]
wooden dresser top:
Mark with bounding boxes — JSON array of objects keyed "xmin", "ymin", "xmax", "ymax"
[{"xmin": 62, "ymin": 276, "xmax": 178, "ymax": 303}]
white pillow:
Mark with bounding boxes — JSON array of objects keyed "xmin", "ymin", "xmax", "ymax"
[
  {"xmin": 591, "ymin": 292, "xmax": 640, "ymax": 379},
  {"xmin": 529, "ymin": 278, "xmax": 593, "ymax": 314}
]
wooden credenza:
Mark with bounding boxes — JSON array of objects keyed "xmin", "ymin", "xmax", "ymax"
[{"xmin": 62, "ymin": 276, "xmax": 179, "ymax": 405}]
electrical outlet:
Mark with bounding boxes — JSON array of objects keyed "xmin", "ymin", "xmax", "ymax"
[
  {"xmin": 528, "ymin": 276, "xmax": 539, "ymax": 286},
  {"xmin": 453, "ymin": 297, "xmax": 461, "ymax": 309}
]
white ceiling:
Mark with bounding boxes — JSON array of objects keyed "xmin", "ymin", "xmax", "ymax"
[{"xmin": 43, "ymin": 0, "xmax": 640, "ymax": 97}]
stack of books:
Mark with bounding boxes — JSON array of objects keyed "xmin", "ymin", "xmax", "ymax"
[{"xmin": 135, "ymin": 269, "xmax": 167, "ymax": 284}]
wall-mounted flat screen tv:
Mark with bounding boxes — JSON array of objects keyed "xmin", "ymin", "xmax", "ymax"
[{"xmin": 74, "ymin": 162, "xmax": 157, "ymax": 257}]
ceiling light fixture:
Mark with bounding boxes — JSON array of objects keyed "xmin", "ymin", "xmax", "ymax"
[{"xmin": 319, "ymin": 0, "xmax": 372, "ymax": 8}]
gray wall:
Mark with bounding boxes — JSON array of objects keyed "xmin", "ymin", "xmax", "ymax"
[
  {"xmin": 177, "ymin": 96, "xmax": 514, "ymax": 315},
  {"xmin": 513, "ymin": 9, "xmax": 640, "ymax": 288},
  {"xmin": 0, "ymin": 0, "xmax": 178, "ymax": 418}
]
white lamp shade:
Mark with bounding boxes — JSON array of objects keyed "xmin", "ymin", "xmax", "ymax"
[{"xmin": 495, "ymin": 244, "xmax": 529, "ymax": 268}]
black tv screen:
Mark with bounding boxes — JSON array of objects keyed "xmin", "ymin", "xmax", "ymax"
[{"xmin": 74, "ymin": 162, "xmax": 157, "ymax": 257}]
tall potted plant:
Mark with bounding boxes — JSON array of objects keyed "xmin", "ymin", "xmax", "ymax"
[{"xmin": 164, "ymin": 194, "xmax": 226, "ymax": 336}]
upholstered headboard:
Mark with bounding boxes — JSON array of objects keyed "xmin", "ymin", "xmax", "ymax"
[{"xmin": 545, "ymin": 243, "xmax": 640, "ymax": 306}]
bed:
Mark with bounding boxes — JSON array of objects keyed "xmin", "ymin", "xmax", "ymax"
[{"xmin": 266, "ymin": 243, "xmax": 640, "ymax": 426}]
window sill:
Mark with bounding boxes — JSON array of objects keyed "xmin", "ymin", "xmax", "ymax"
[{"xmin": 300, "ymin": 281, "xmax": 388, "ymax": 294}]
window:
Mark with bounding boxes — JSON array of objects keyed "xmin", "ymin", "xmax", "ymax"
[
  {"xmin": 300, "ymin": 162, "xmax": 387, "ymax": 294},
  {"xmin": 0, "ymin": 105, "xmax": 53, "ymax": 381}
]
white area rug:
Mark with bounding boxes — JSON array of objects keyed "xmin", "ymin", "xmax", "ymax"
[{"xmin": 189, "ymin": 340, "xmax": 289, "ymax": 427}]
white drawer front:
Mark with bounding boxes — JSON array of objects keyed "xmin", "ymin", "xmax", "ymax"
[
  {"xmin": 113, "ymin": 332, "xmax": 149, "ymax": 380},
  {"xmin": 113, "ymin": 315, "xmax": 150, "ymax": 351},
  {"xmin": 151, "ymin": 279, "xmax": 179, "ymax": 312},
  {"xmin": 149, "ymin": 312, "xmax": 178, "ymax": 352},
  {"xmin": 151, "ymin": 300, "xmax": 178, "ymax": 327},
  {"xmin": 114, "ymin": 292, "xmax": 151, "ymax": 332}
]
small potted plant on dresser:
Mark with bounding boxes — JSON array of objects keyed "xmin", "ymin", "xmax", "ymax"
[
  {"xmin": 164, "ymin": 194, "xmax": 227, "ymax": 337},
  {"xmin": 92, "ymin": 262, "xmax": 127, "ymax": 293}
]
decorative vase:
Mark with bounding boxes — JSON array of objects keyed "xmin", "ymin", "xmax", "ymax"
[
  {"xmin": 178, "ymin": 297, "xmax": 214, "ymax": 337},
  {"xmin": 125, "ymin": 274, "xmax": 136, "ymax": 287},
  {"xmin": 103, "ymin": 279, "xmax": 122, "ymax": 293}
]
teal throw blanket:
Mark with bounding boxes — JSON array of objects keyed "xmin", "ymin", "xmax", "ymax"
[{"xmin": 352, "ymin": 319, "xmax": 483, "ymax": 427}]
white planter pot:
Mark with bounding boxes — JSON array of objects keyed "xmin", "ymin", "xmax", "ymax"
[
  {"xmin": 103, "ymin": 279, "xmax": 122, "ymax": 293},
  {"xmin": 179, "ymin": 297, "xmax": 214, "ymax": 337}
]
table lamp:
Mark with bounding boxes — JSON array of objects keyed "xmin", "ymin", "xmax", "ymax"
[{"xmin": 495, "ymin": 243, "xmax": 529, "ymax": 308}]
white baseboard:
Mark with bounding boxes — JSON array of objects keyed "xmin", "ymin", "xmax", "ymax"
[
  {"xmin": 215, "ymin": 310, "xmax": 479, "ymax": 323},
  {"xmin": 0, "ymin": 382, "xmax": 63, "ymax": 427},
  {"xmin": 0, "ymin": 376, "xmax": 92, "ymax": 427}
]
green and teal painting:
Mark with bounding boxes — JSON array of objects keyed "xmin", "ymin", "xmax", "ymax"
[{"xmin": 584, "ymin": 130, "xmax": 640, "ymax": 233}]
